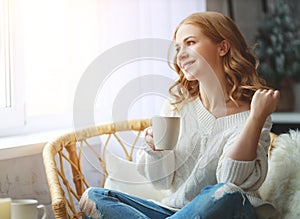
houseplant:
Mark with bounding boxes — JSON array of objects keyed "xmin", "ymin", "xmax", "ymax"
[{"xmin": 254, "ymin": 0, "xmax": 300, "ymax": 111}]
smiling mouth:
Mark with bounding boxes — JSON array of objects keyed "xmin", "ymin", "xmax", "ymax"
[{"xmin": 182, "ymin": 61, "xmax": 195, "ymax": 71}]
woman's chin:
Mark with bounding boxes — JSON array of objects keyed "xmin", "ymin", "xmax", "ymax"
[{"xmin": 184, "ymin": 72, "xmax": 197, "ymax": 81}]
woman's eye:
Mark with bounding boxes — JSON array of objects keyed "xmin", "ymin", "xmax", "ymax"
[{"xmin": 186, "ymin": 41, "xmax": 195, "ymax": 46}]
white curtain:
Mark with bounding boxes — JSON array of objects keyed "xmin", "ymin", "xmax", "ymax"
[
  {"xmin": 93, "ymin": 0, "xmax": 206, "ymax": 124},
  {"xmin": 11, "ymin": 0, "xmax": 206, "ymax": 134}
]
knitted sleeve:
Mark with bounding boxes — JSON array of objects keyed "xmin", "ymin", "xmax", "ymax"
[
  {"xmin": 136, "ymin": 149, "xmax": 175, "ymax": 190},
  {"xmin": 216, "ymin": 116, "xmax": 272, "ymax": 191},
  {"xmin": 136, "ymin": 99, "xmax": 178, "ymax": 190}
]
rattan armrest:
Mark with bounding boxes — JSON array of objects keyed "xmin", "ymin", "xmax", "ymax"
[
  {"xmin": 43, "ymin": 119, "xmax": 151, "ymax": 219},
  {"xmin": 43, "ymin": 133, "xmax": 77, "ymax": 219}
]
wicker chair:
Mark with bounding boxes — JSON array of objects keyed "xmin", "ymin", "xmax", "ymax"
[
  {"xmin": 43, "ymin": 118, "xmax": 278, "ymax": 219},
  {"xmin": 42, "ymin": 119, "xmax": 151, "ymax": 219}
]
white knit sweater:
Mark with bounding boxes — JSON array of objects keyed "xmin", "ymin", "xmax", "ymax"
[{"xmin": 137, "ymin": 98, "xmax": 279, "ymax": 219}]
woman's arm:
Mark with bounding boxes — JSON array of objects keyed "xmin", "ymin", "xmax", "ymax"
[
  {"xmin": 216, "ymin": 89, "xmax": 280, "ymax": 190},
  {"xmin": 227, "ymin": 89, "xmax": 280, "ymax": 161},
  {"xmin": 216, "ymin": 122, "xmax": 271, "ymax": 190}
]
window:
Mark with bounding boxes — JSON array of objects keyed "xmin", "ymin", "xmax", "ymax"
[{"xmin": 0, "ymin": 0, "xmax": 25, "ymax": 129}]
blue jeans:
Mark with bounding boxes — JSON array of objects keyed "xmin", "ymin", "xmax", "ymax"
[{"xmin": 80, "ymin": 183, "xmax": 256, "ymax": 219}]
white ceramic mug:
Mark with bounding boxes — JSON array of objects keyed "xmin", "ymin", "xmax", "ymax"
[
  {"xmin": 0, "ymin": 198, "xmax": 11, "ymax": 219},
  {"xmin": 151, "ymin": 116, "xmax": 180, "ymax": 150},
  {"xmin": 11, "ymin": 199, "xmax": 48, "ymax": 219}
]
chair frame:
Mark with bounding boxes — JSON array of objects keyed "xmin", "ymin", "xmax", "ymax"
[{"xmin": 43, "ymin": 119, "xmax": 151, "ymax": 219}]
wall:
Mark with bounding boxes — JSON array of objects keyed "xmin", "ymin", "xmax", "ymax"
[
  {"xmin": 0, "ymin": 141, "xmax": 105, "ymax": 219},
  {"xmin": 0, "ymin": 153, "xmax": 55, "ymax": 218},
  {"xmin": 207, "ymin": 0, "xmax": 265, "ymax": 45}
]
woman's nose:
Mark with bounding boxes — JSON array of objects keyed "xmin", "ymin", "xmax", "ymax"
[{"xmin": 177, "ymin": 47, "xmax": 188, "ymax": 60}]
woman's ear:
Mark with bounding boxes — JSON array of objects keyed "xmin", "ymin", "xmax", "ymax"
[{"xmin": 218, "ymin": 40, "xmax": 230, "ymax": 56}]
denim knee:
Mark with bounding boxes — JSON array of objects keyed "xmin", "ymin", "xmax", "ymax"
[
  {"xmin": 169, "ymin": 183, "xmax": 256, "ymax": 219},
  {"xmin": 79, "ymin": 187, "xmax": 107, "ymax": 218},
  {"xmin": 210, "ymin": 183, "xmax": 256, "ymax": 219},
  {"xmin": 212, "ymin": 183, "xmax": 245, "ymax": 199}
]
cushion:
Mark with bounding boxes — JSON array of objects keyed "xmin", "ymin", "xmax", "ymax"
[
  {"xmin": 259, "ymin": 130, "xmax": 300, "ymax": 218},
  {"xmin": 104, "ymin": 150, "xmax": 165, "ymax": 201}
]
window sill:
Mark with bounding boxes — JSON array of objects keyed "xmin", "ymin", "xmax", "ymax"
[
  {"xmin": 271, "ymin": 112, "xmax": 300, "ymax": 124},
  {"xmin": 0, "ymin": 113, "xmax": 74, "ymax": 160},
  {"xmin": 0, "ymin": 128, "xmax": 72, "ymax": 160}
]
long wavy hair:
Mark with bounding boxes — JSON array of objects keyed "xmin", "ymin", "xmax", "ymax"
[{"xmin": 169, "ymin": 11, "xmax": 267, "ymax": 107}]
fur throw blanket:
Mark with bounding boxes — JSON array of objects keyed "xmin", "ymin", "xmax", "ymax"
[{"xmin": 259, "ymin": 130, "xmax": 300, "ymax": 219}]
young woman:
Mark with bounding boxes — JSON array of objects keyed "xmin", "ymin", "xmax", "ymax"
[{"xmin": 80, "ymin": 11, "xmax": 280, "ymax": 219}]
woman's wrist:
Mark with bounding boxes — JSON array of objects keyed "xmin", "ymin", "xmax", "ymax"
[{"xmin": 249, "ymin": 110, "xmax": 269, "ymax": 125}]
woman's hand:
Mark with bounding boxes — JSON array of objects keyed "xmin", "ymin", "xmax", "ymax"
[
  {"xmin": 144, "ymin": 127, "xmax": 162, "ymax": 151},
  {"xmin": 250, "ymin": 89, "xmax": 280, "ymax": 120}
]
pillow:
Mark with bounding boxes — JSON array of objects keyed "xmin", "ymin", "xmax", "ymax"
[
  {"xmin": 259, "ymin": 130, "xmax": 300, "ymax": 218},
  {"xmin": 104, "ymin": 150, "xmax": 165, "ymax": 201}
]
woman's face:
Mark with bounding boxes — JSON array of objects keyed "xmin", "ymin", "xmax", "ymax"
[{"xmin": 175, "ymin": 24, "xmax": 220, "ymax": 81}]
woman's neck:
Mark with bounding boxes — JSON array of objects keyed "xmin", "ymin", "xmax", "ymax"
[
  {"xmin": 199, "ymin": 85, "xmax": 228, "ymax": 118},
  {"xmin": 198, "ymin": 70, "xmax": 229, "ymax": 118}
]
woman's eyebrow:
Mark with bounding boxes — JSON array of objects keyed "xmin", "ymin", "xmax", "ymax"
[
  {"xmin": 183, "ymin": 36, "xmax": 196, "ymax": 42},
  {"xmin": 175, "ymin": 36, "xmax": 196, "ymax": 47}
]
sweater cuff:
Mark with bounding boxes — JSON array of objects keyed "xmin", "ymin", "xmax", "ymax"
[{"xmin": 218, "ymin": 156, "xmax": 256, "ymax": 185}]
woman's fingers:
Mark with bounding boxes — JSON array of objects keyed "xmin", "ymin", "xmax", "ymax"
[{"xmin": 251, "ymin": 89, "xmax": 280, "ymax": 119}]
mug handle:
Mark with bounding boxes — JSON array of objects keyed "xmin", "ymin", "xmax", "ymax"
[{"xmin": 37, "ymin": 204, "xmax": 48, "ymax": 219}]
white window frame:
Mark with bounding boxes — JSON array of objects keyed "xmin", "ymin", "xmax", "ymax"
[{"xmin": 0, "ymin": 0, "xmax": 25, "ymax": 129}]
